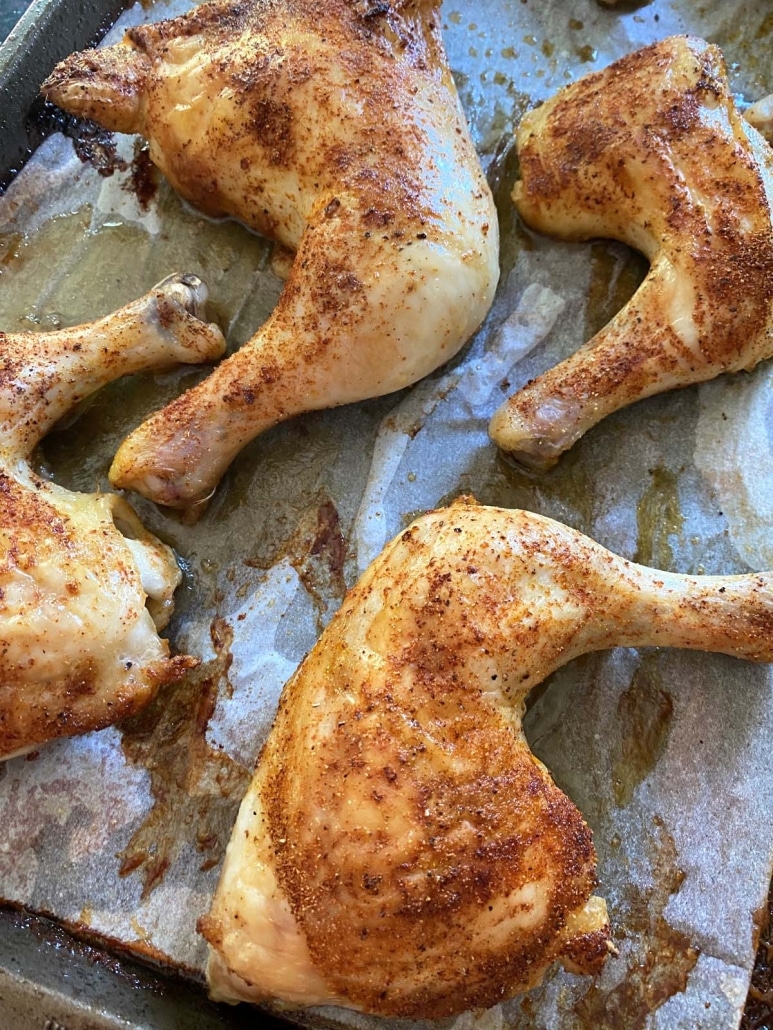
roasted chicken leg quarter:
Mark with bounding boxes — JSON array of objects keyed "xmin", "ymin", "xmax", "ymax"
[
  {"xmin": 490, "ymin": 36, "xmax": 773, "ymax": 468},
  {"xmin": 0, "ymin": 275, "xmax": 226, "ymax": 760},
  {"xmin": 43, "ymin": 0, "xmax": 500, "ymax": 510},
  {"xmin": 200, "ymin": 498, "xmax": 773, "ymax": 1019}
]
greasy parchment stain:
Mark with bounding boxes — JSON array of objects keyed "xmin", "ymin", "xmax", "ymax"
[
  {"xmin": 573, "ymin": 819, "xmax": 699, "ymax": 1029},
  {"xmin": 118, "ymin": 619, "xmax": 249, "ymax": 900},
  {"xmin": 634, "ymin": 467, "xmax": 685, "ymax": 570},
  {"xmin": 584, "ymin": 241, "xmax": 648, "ymax": 343},
  {"xmin": 612, "ymin": 655, "xmax": 674, "ymax": 809},
  {"xmin": 281, "ymin": 493, "xmax": 349, "ymax": 632}
]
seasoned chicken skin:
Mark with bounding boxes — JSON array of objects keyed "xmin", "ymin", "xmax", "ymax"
[
  {"xmin": 43, "ymin": 0, "xmax": 499, "ymax": 510},
  {"xmin": 200, "ymin": 498, "xmax": 773, "ymax": 1019},
  {"xmin": 0, "ymin": 275, "xmax": 225, "ymax": 760},
  {"xmin": 490, "ymin": 36, "xmax": 773, "ymax": 467}
]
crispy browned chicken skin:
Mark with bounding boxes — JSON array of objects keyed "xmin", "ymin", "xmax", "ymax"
[
  {"xmin": 43, "ymin": 0, "xmax": 499, "ymax": 510},
  {"xmin": 0, "ymin": 275, "xmax": 225, "ymax": 760},
  {"xmin": 490, "ymin": 36, "xmax": 773, "ymax": 467},
  {"xmin": 201, "ymin": 498, "xmax": 773, "ymax": 1018}
]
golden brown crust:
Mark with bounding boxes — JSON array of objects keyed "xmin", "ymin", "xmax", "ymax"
[
  {"xmin": 265, "ymin": 663, "xmax": 598, "ymax": 1016},
  {"xmin": 560, "ymin": 926, "xmax": 616, "ymax": 976},
  {"xmin": 41, "ymin": 45, "xmax": 150, "ymax": 135}
]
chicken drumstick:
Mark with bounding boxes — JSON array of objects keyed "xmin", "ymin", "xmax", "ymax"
[
  {"xmin": 201, "ymin": 498, "xmax": 773, "ymax": 1018},
  {"xmin": 43, "ymin": 0, "xmax": 499, "ymax": 510}
]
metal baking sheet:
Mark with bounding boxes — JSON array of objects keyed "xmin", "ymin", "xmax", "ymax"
[{"xmin": 0, "ymin": 1, "xmax": 772, "ymax": 1028}]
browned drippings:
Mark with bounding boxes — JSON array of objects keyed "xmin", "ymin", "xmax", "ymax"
[
  {"xmin": 289, "ymin": 495, "xmax": 348, "ymax": 630},
  {"xmin": 487, "ymin": 137, "xmax": 533, "ymax": 273},
  {"xmin": 742, "ymin": 882, "xmax": 773, "ymax": 1030},
  {"xmin": 118, "ymin": 618, "xmax": 249, "ymax": 898},
  {"xmin": 493, "ymin": 434, "xmax": 602, "ymax": 527},
  {"xmin": 72, "ymin": 123, "xmax": 128, "ymax": 178},
  {"xmin": 612, "ymin": 655, "xmax": 674, "ymax": 808},
  {"xmin": 574, "ymin": 817, "xmax": 699, "ymax": 1028},
  {"xmin": 245, "ymin": 491, "xmax": 349, "ymax": 630},
  {"xmin": 584, "ymin": 241, "xmax": 648, "ymax": 342},
  {"xmin": 634, "ymin": 466, "xmax": 685, "ymax": 569},
  {"xmin": 600, "ymin": 0, "xmax": 652, "ymax": 9},
  {"xmin": 127, "ymin": 146, "xmax": 160, "ymax": 211},
  {"xmin": 0, "ymin": 232, "xmax": 23, "ymax": 272}
]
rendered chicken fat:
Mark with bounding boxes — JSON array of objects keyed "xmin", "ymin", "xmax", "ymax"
[
  {"xmin": 490, "ymin": 35, "xmax": 773, "ymax": 467},
  {"xmin": 0, "ymin": 274, "xmax": 226, "ymax": 760},
  {"xmin": 43, "ymin": 0, "xmax": 500, "ymax": 510},
  {"xmin": 201, "ymin": 499, "xmax": 773, "ymax": 1019}
]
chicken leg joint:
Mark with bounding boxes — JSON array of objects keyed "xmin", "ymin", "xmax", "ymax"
[
  {"xmin": 200, "ymin": 498, "xmax": 773, "ymax": 1019},
  {"xmin": 489, "ymin": 35, "xmax": 773, "ymax": 468},
  {"xmin": 0, "ymin": 273, "xmax": 226, "ymax": 761},
  {"xmin": 42, "ymin": 0, "xmax": 500, "ymax": 510}
]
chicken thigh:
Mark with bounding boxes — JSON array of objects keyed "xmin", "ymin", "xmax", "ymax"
[
  {"xmin": 200, "ymin": 498, "xmax": 773, "ymax": 1019},
  {"xmin": 43, "ymin": 0, "xmax": 499, "ymax": 511},
  {"xmin": 0, "ymin": 274, "xmax": 225, "ymax": 760},
  {"xmin": 490, "ymin": 36, "xmax": 773, "ymax": 467}
]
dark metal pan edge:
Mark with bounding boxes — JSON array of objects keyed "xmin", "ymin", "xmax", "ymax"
[{"xmin": 0, "ymin": 0, "xmax": 128, "ymax": 185}]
